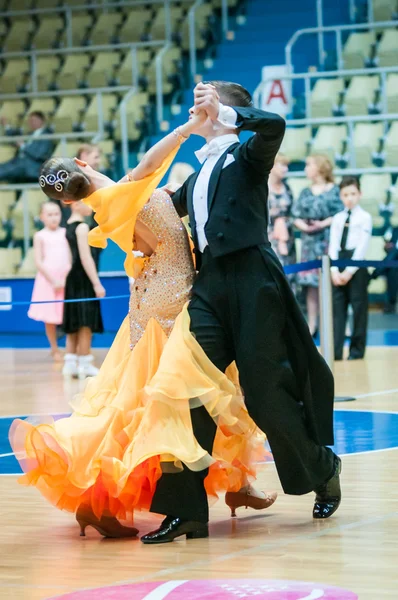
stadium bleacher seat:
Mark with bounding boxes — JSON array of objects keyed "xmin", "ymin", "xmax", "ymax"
[
  {"xmin": 310, "ymin": 78, "xmax": 344, "ymax": 118},
  {"xmin": 0, "ymin": 248, "xmax": 22, "ymax": 276},
  {"xmin": 373, "ymin": 0, "xmax": 398, "ymax": 21},
  {"xmin": 146, "ymin": 46, "xmax": 182, "ymax": 94},
  {"xmin": 85, "ymin": 51, "xmax": 122, "ymax": 88},
  {"xmin": 377, "ymin": 30, "xmax": 398, "ymax": 68},
  {"xmin": 114, "ymin": 91, "xmax": 149, "ymax": 142},
  {"xmin": 0, "ymin": 100, "xmax": 27, "ymax": 129},
  {"xmin": 360, "ymin": 173, "xmax": 392, "ymax": 228},
  {"xmin": 118, "ymin": 9, "xmax": 151, "ymax": 44},
  {"xmin": 343, "ymin": 31, "xmax": 376, "ymax": 70},
  {"xmin": 31, "ymin": 16, "xmax": 65, "ymax": 50},
  {"xmin": 36, "ymin": 56, "xmax": 61, "ymax": 92},
  {"xmin": 84, "ymin": 93, "xmax": 118, "ymax": 133},
  {"xmin": 181, "ymin": 2, "xmax": 214, "ymax": 51},
  {"xmin": 310, "ymin": 124, "xmax": 347, "ymax": 163},
  {"xmin": 367, "ymin": 235, "xmax": 387, "ymax": 294},
  {"xmin": 52, "ymin": 96, "xmax": 86, "ymax": 132},
  {"xmin": 57, "ymin": 54, "xmax": 91, "ymax": 90},
  {"xmin": 149, "ymin": 5, "xmax": 183, "ymax": 40},
  {"xmin": 344, "ymin": 75, "xmax": 379, "ymax": 117},
  {"xmin": 384, "ymin": 121, "xmax": 398, "ymax": 168},
  {"xmin": 386, "ymin": 73, "xmax": 398, "ymax": 113},
  {"xmin": 0, "ymin": 58, "xmax": 30, "ymax": 93},
  {"xmin": 71, "ymin": 13, "xmax": 94, "ymax": 47},
  {"xmin": 89, "ymin": 11, "xmax": 124, "ymax": 46},
  {"xmin": 116, "ymin": 48, "xmax": 151, "ymax": 86},
  {"xmin": 2, "ymin": 17, "xmax": 33, "ymax": 52},
  {"xmin": 280, "ymin": 127, "xmax": 311, "ymax": 162},
  {"xmin": 353, "ymin": 122, "xmax": 384, "ymax": 168}
]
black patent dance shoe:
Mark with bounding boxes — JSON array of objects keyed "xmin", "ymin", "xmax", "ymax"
[
  {"xmin": 313, "ymin": 456, "xmax": 342, "ymax": 519},
  {"xmin": 140, "ymin": 516, "xmax": 209, "ymax": 544}
]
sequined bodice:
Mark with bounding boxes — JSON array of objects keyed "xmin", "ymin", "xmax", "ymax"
[{"xmin": 129, "ymin": 189, "xmax": 195, "ymax": 349}]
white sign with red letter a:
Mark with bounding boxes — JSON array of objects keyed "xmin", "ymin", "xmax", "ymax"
[{"xmin": 260, "ymin": 65, "xmax": 292, "ymax": 117}]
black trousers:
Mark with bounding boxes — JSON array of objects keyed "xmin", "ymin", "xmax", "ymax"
[
  {"xmin": 386, "ymin": 268, "xmax": 398, "ymax": 307},
  {"xmin": 150, "ymin": 246, "xmax": 335, "ymax": 523},
  {"xmin": 0, "ymin": 157, "xmax": 40, "ymax": 183},
  {"xmin": 333, "ymin": 268, "xmax": 369, "ymax": 360}
]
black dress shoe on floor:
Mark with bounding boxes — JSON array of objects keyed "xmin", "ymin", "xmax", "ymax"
[
  {"xmin": 141, "ymin": 516, "xmax": 209, "ymax": 544},
  {"xmin": 313, "ymin": 456, "xmax": 342, "ymax": 519}
]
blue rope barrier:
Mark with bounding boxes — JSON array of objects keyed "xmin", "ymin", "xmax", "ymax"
[{"xmin": 2, "ymin": 258, "xmax": 398, "ymax": 306}]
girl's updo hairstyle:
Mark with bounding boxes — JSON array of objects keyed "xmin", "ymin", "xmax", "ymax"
[{"xmin": 39, "ymin": 157, "xmax": 91, "ymax": 201}]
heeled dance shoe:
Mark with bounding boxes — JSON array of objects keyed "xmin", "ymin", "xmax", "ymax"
[
  {"xmin": 225, "ymin": 488, "xmax": 278, "ymax": 517},
  {"xmin": 76, "ymin": 506, "xmax": 139, "ymax": 538}
]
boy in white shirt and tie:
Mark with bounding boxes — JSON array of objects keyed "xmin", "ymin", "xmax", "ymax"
[{"xmin": 329, "ymin": 176, "xmax": 372, "ymax": 360}]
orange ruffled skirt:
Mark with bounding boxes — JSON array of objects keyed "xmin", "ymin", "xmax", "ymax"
[{"xmin": 9, "ymin": 305, "xmax": 268, "ymax": 520}]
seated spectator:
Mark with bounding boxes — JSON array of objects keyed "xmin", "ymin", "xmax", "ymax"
[{"xmin": 0, "ymin": 112, "xmax": 54, "ymax": 183}]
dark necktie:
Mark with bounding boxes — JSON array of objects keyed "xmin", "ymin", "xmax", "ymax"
[{"xmin": 340, "ymin": 209, "xmax": 351, "ymax": 251}]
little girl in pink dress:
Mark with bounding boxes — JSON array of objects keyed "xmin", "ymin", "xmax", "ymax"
[{"xmin": 28, "ymin": 201, "xmax": 71, "ymax": 361}]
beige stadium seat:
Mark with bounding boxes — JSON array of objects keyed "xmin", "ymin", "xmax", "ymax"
[
  {"xmin": 181, "ymin": 3, "xmax": 214, "ymax": 51},
  {"xmin": 344, "ymin": 75, "xmax": 379, "ymax": 116},
  {"xmin": 353, "ymin": 122, "xmax": 384, "ymax": 168},
  {"xmin": 52, "ymin": 96, "xmax": 86, "ymax": 132},
  {"xmin": 287, "ymin": 178, "xmax": 310, "ymax": 201},
  {"xmin": 310, "ymin": 78, "xmax": 344, "ymax": 118},
  {"xmin": 96, "ymin": 139, "xmax": 115, "ymax": 170},
  {"xmin": 18, "ymin": 247, "xmax": 37, "ymax": 276},
  {"xmin": 310, "ymin": 124, "xmax": 347, "ymax": 163},
  {"xmin": 71, "ymin": 13, "xmax": 94, "ymax": 47},
  {"xmin": 2, "ymin": 18, "xmax": 33, "ymax": 52},
  {"xmin": 32, "ymin": 16, "xmax": 65, "ymax": 50},
  {"xmin": 114, "ymin": 92, "xmax": 149, "ymax": 142},
  {"xmin": 342, "ymin": 31, "xmax": 376, "ymax": 69},
  {"xmin": 118, "ymin": 9, "xmax": 151, "ymax": 43},
  {"xmin": 57, "ymin": 54, "xmax": 91, "ymax": 90},
  {"xmin": 86, "ymin": 52, "xmax": 121, "ymax": 88},
  {"xmin": 367, "ymin": 235, "xmax": 386, "ymax": 294},
  {"xmin": 0, "ymin": 248, "xmax": 22, "ymax": 276},
  {"xmin": 149, "ymin": 5, "xmax": 183, "ymax": 40},
  {"xmin": 26, "ymin": 189, "xmax": 47, "ymax": 218},
  {"xmin": 377, "ymin": 30, "xmax": 398, "ymax": 68},
  {"xmin": 0, "ymin": 145, "xmax": 16, "ymax": 163},
  {"xmin": 279, "ymin": 127, "xmax": 311, "ymax": 162},
  {"xmin": 386, "ymin": 74, "xmax": 398, "ymax": 113},
  {"xmin": 84, "ymin": 94, "xmax": 118, "ymax": 132},
  {"xmin": 384, "ymin": 121, "xmax": 398, "ymax": 168},
  {"xmin": 10, "ymin": 195, "xmax": 38, "ymax": 244},
  {"xmin": 373, "ymin": 0, "xmax": 397, "ymax": 21},
  {"xmin": 89, "ymin": 12, "xmax": 124, "ymax": 45},
  {"xmin": 360, "ymin": 173, "xmax": 391, "ymax": 228},
  {"xmin": 147, "ymin": 47, "xmax": 181, "ymax": 95},
  {"xmin": 36, "ymin": 56, "xmax": 61, "ymax": 92},
  {"xmin": 0, "ymin": 58, "xmax": 30, "ymax": 93},
  {"xmin": 116, "ymin": 48, "xmax": 151, "ymax": 86},
  {"xmin": 0, "ymin": 100, "xmax": 27, "ymax": 129}
]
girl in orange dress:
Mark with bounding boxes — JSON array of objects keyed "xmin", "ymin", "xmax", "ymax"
[{"xmin": 10, "ymin": 113, "xmax": 276, "ymax": 539}]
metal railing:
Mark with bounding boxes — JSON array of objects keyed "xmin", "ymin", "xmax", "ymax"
[
  {"xmin": 253, "ymin": 65, "xmax": 398, "ymax": 121},
  {"xmin": 189, "ymin": 0, "xmax": 205, "ymax": 82},
  {"xmin": 285, "ymin": 20, "xmax": 397, "ymax": 72},
  {"xmin": 0, "ymin": 0, "xmax": 187, "ymax": 46},
  {"xmin": 0, "ymin": 40, "xmax": 163, "ymax": 94}
]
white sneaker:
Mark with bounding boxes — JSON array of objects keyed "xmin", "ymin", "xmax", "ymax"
[
  {"xmin": 78, "ymin": 354, "xmax": 99, "ymax": 379},
  {"xmin": 62, "ymin": 353, "xmax": 78, "ymax": 378}
]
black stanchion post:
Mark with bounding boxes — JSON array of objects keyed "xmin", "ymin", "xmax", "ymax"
[{"xmin": 319, "ymin": 255, "xmax": 355, "ymax": 402}]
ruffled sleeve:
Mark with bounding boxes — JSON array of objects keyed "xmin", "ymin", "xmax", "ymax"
[{"xmin": 83, "ymin": 147, "xmax": 179, "ymax": 278}]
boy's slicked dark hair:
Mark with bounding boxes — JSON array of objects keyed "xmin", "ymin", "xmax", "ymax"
[
  {"xmin": 339, "ymin": 175, "xmax": 360, "ymax": 191},
  {"xmin": 203, "ymin": 80, "xmax": 253, "ymax": 107}
]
